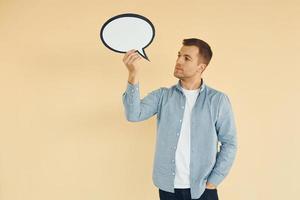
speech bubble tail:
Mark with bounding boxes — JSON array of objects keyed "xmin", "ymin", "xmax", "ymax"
[{"xmin": 138, "ymin": 49, "xmax": 150, "ymax": 61}]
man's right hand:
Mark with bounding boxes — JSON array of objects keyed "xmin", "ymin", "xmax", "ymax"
[{"xmin": 123, "ymin": 49, "xmax": 142, "ymax": 74}]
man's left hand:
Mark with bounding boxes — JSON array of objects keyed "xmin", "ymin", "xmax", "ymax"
[{"xmin": 205, "ymin": 182, "xmax": 217, "ymax": 189}]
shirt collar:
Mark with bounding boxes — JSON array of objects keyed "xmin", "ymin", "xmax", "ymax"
[{"xmin": 175, "ymin": 78, "xmax": 205, "ymax": 93}]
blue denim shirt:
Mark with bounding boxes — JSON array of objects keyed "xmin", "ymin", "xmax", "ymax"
[{"xmin": 122, "ymin": 78, "xmax": 237, "ymax": 199}]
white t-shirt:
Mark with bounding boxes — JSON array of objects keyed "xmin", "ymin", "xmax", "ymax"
[{"xmin": 174, "ymin": 86, "xmax": 200, "ymax": 188}]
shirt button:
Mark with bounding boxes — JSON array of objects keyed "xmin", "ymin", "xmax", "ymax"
[
  {"xmin": 181, "ymin": 106, "xmax": 184, "ymax": 109},
  {"xmin": 173, "ymin": 146, "xmax": 176, "ymax": 149},
  {"xmin": 179, "ymin": 119, "xmax": 182, "ymax": 123},
  {"xmin": 176, "ymin": 133, "xmax": 179, "ymax": 136},
  {"xmin": 172, "ymin": 172, "xmax": 175, "ymax": 176},
  {"xmin": 172, "ymin": 159, "xmax": 175, "ymax": 163}
]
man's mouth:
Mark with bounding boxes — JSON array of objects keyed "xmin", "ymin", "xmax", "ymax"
[{"xmin": 175, "ymin": 65, "xmax": 182, "ymax": 70}]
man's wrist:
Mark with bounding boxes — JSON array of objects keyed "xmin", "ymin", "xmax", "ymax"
[
  {"xmin": 206, "ymin": 182, "xmax": 217, "ymax": 189},
  {"xmin": 128, "ymin": 72, "xmax": 139, "ymax": 84}
]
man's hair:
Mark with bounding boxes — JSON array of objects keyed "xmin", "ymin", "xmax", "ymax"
[{"xmin": 182, "ymin": 38, "xmax": 213, "ymax": 65}]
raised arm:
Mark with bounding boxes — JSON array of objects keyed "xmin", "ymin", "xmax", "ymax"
[{"xmin": 122, "ymin": 49, "xmax": 163, "ymax": 122}]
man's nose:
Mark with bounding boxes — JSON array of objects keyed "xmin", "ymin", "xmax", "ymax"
[{"xmin": 176, "ymin": 57, "xmax": 184, "ymax": 65}]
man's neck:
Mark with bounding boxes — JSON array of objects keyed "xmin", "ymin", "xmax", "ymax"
[{"xmin": 180, "ymin": 78, "xmax": 203, "ymax": 90}]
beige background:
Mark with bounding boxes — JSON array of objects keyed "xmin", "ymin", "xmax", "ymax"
[{"xmin": 0, "ymin": 0, "xmax": 299, "ymax": 199}]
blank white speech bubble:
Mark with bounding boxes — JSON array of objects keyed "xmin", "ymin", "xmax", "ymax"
[{"xmin": 100, "ymin": 13, "xmax": 155, "ymax": 61}]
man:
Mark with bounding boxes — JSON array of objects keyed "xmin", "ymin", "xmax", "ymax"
[{"xmin": 122, "ymin": 38, "xmax": 237, "ymax": 200}]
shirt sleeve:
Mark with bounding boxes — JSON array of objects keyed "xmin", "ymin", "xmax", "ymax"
[
  {"xmin": 207, "ymin": 93, "xmax": 238, "ymax": 186},
  {"xmin": 122, "ymin": 82, "xmax": 163, "ymax": 122}
]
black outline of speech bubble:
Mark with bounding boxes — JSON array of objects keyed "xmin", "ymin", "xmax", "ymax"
[{"xmin": 100, "ymin": 13, "xmax": 155, "ymax": 61}]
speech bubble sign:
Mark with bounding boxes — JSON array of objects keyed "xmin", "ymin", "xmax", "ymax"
[{"xmin": 100, "ymin": 13, "xmax": 155, "ymax": 61}]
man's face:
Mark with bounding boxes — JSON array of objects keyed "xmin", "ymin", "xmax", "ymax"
[{"xmin": 173, "ymin": 45, "xmax": 205, "ymax": 80}]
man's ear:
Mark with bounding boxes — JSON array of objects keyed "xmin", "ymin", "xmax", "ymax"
[
  {"xmin": 197, "ymin": 63, "xmax": 207, "ymax": 73},
  {"xmin": 201, "ymin": 64, "xmax": 207, "ymax": 73}
]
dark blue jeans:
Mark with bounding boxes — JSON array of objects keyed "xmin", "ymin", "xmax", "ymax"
[{"xmin": 159, "ymin": 188, "xmax": 219, "ymax": 200}]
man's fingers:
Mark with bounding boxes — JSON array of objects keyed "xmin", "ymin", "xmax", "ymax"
[
  {"xmin": 123, "ymin": 49, "xmax": 136, "ymax": 61},
  {"xmin": 125, "ymin": 52, "xmax": 139, "ymax": 64},
  {"xmin": 130, "ymin": 55, "xmax": 141, "ymax": 64},
  {"xmin": 124, "ymin": 52, "xmax": 137, "ymax": 64},
  {"xmin": 127, "ymin": 54, "xmax": 141, "ymax": 64},
  {"xmin": 124, "ymin": 51, "xmax": 137, "ymax": 63}
]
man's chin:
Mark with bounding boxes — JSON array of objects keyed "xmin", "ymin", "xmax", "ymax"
[{"xmin": 173, "ymin": 73, "xmax": 182, "ymax": 79}]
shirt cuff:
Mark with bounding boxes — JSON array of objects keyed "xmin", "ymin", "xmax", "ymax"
[
  {"xmin": 206, "ymin": 171, "xmax": 225, "ymax": 187},
  {"xmin": 126, "ymin": 82, "xmax": 139, "ymax": 93}
]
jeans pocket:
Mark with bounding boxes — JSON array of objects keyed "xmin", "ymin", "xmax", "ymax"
[
  {"xmin": 204, "ymin": 188, "xmax": 219, "ymax": 200},
  {"xmin": 159, "ymin": 189, "xmax": 176, "ymax": 200}
]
